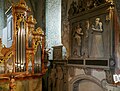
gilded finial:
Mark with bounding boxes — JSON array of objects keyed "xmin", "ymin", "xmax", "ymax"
[
  {"xmin": 20, "ymin": 0, "xmax": 26, "ymax": 5},
  {"xmin": 28, "ymin": 15, "xmax": 37, "ymax": 24},
  {"xmin": 36, "ymin": 27, "xmax": 44, "ymax": 35}
]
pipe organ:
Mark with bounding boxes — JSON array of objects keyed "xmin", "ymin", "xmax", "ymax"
[{"xmin": 0, "ymin": 0, "xmax": 46, "ymax": 90}]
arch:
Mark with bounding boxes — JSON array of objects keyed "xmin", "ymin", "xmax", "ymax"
[{"xmin": 69, "ymin": 74, "xmax": 105, "ymax": 91}]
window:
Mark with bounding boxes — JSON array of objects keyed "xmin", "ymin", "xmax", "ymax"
[{"xmin": 46, "ymin": 0, "xmax": 61, "ymax": 59}]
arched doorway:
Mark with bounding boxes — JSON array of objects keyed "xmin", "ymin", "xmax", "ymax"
[{"xmin": 69, "ymin": 75, "xmax": 105, "ymax": 91}]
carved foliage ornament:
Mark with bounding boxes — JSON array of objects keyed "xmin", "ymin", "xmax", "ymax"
[
  {"xmin": 16, "ymin": 13, "xmax": 26, "ymax": 35},
  {"xmin": 69, "ymin": 67, "xmax": 75, "ymax": 77},
  {"xmin": 68, "ymin": 0, "xmax": 114, "ymax": 16}
]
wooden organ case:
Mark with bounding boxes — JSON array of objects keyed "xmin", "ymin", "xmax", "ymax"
[{"xmin": 0, "ymin": 0, "xmax": 46, "ymax": 90}]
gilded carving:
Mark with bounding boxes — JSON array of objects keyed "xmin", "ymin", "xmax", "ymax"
[
  {"xmin": 27, "ymin": 15, "xmax": 37, "ymax": 24},
  {"xmin": 16, "ymin": 13, "xmax": 26, "ymax": 35},
  {"xmin": 0, "ymin": 39, "xmax": 13, "ymax": 68},
  {"xmin": 9, "ymin": 75, "xmax": 16, "ymax": 91},
  {"xmin": 32, "ymin": 27, "xmax": 44, "ymax": 54},
  {"xmin": 107, "ymin": 6, "xmax": 114, "ymax": 21},
  {"xmin": 105, "ymin": 0, "xmax": 113, "ymax": 3},
  {"xmin": 0, "ymin": 0, "xmax": 46, "ymax": 84}
]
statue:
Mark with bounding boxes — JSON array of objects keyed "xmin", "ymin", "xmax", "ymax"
[
  {"xmin": 83, "ymin": 20, "xmax": 90, "ymax": 57},
  {"xmin": 56, "ymin": 66, "xmax": 63, "ymax": 91},
  {"xmin": 74, "ymin": 24, "xmax": 83, "ymax": 47},
  {"xmin": 63, "ymin": 67, "xmax": 67, "ymax": 91},
  {"xmin": 62, "ymin": 21, "xmax": 70, "ymax": 58},
  {"xmin": 73, "ymin": 24, "xmax": 83, "ymax": 56},
  {"xmin": 48, "ymin": 64, "xmax": 56, "ymax": 91},
  {"xmin": 90, "ymin": 18, "xmax": 104, "ymax": 57},
  {"xmin": 9, "ymin": 75, "xmax": 16, "ymax": 91}
]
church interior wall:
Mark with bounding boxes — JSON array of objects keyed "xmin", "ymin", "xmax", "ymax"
[{"xmin": 48, "ymin": 0, "xmax": 120, "ymax": 91}]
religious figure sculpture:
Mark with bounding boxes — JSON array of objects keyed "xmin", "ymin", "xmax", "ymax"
[
  {"xmin": 48, "ymin": 64, "xmax": 56, "ymax": 91},
  {"xmin": 73, "ymin": 24, "xmax": 83, "ymax": 56},
  {"xmin": 56, "ymin": 66, "xmax": 63, "ymax": 91},
  {"xmin": 7, "ymin": 62, "xmax": 13, "ymax": 73},
  {"xmin": 83, "ymin": 20, "xmax": 90, "ymax": 57},
  {"xmin": 63, "ymin": 67, "xmax": 67, "ymax": 91},
  {"xmin": 9, "ymin": 75, "xmax": 16, "ymax": 91},
  {"xmin": 74, "ymin": 25, "xmax": 83, "ymax": 46},
  {"xmin": 62, "ymin": 21, "xmax": 70, "ymax": 58},
  {"xmin": 90, "ymin": 18, "xmax": 104, "ymax": 57}
]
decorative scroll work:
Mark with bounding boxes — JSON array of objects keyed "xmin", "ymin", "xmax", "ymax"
[{"xmin": 0, "ymin": 39, "xmax": 14, "ymax": 74}]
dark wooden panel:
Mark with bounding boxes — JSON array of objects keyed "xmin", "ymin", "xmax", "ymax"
[
  {"xmin": 86, "ymin": 59, "xmax": 108, "ymax": 66},
  {"xmin": 68, "ymin": 59, "xmax": 84, "ymax": 65}
]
